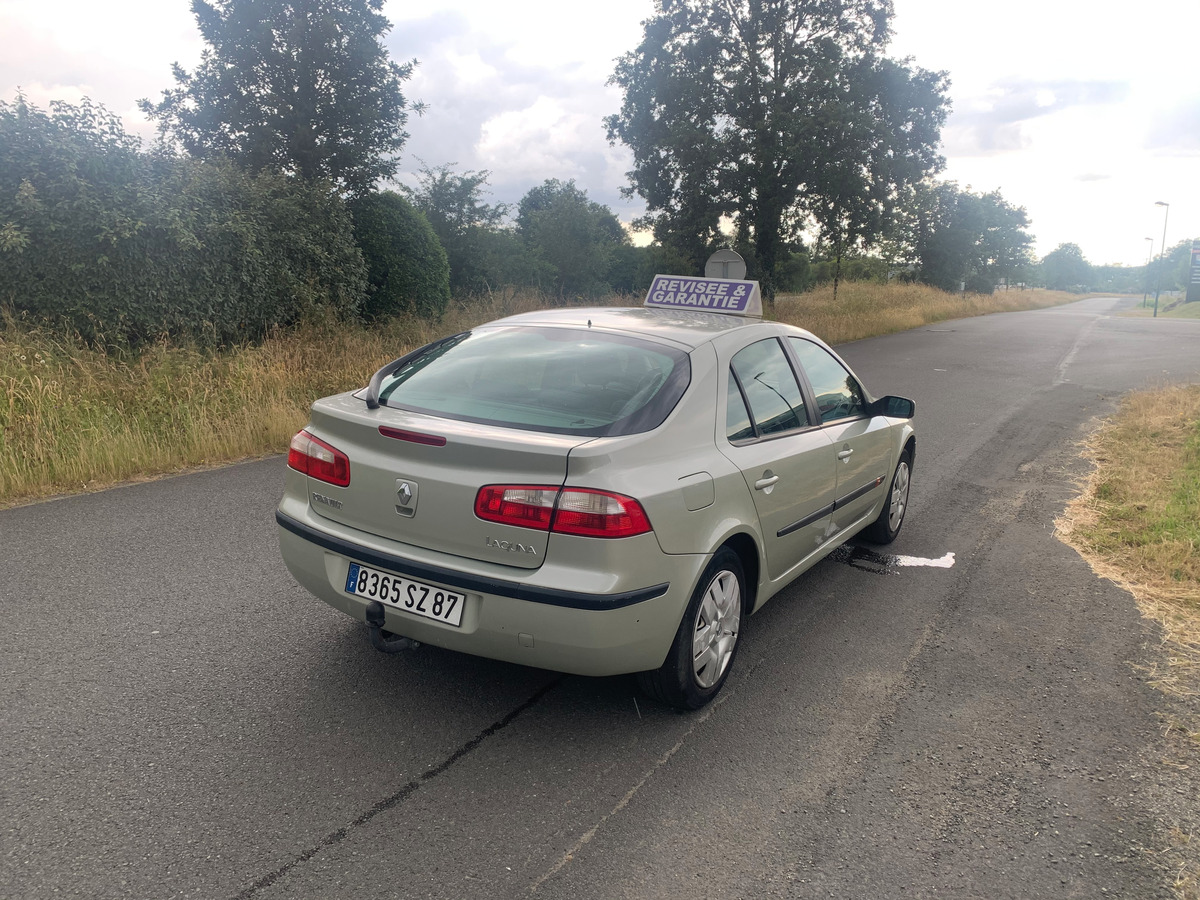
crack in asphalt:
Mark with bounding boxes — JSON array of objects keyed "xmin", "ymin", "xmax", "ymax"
[
  {"xmin": 527, "ymin": 655, "xmax": 766, "ymax": 894},
  {"xmin": 232, "ymin": 676, "xmax": 563, "ymax": 900}
]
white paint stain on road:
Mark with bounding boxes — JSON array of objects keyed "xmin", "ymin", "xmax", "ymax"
[{"xmin": 894, "ymin": 552, "xmax": 956, "ymax": 568}]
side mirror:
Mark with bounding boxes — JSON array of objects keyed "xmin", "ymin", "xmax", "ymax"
[{"xmin": 872, "ymin": 395, "xmax": 915, "ymax": 419}]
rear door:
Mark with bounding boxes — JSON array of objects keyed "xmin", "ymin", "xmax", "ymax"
[{"xmin": 719, "ymin": 337, "xmax": 838, "ymax": 580}]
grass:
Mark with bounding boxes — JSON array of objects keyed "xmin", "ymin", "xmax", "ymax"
[
  {"xmin": 0, "ymin": 283, "xmax": 1090, "ymax": 507},
  {"xmin": 1056, "ymin": 384, "xmax": 1200, "ymax": 900},
  {"xmin": 1121, "ymin": 298, "xmax": 1200, "ymax": 319}
]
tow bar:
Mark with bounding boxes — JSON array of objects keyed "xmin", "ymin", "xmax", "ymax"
[{"xmin": 365, "ymin": 600, "xmax": 421, "ymax": 653}]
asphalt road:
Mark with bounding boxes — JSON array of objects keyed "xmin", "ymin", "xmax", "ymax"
[{"xmin": 3, "ymin": 297, "xmax": 1199, "ymax": 900}]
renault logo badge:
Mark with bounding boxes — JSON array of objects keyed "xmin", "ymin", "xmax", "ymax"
[{"xmin": 395, "ymin": 479, "xmax": 418, "ymax": 517}]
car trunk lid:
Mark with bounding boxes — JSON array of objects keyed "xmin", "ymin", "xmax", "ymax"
[{"xmin": 302, "ymin": 393, "xmax": 591, "ymax": 569}]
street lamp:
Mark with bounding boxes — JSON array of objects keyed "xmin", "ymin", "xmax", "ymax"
[
  {"xmin": 1153, "ymin": 201, "xmax": 1170, "ymax": 318},
  {"xmin": 1143, "ymin": 237, "xmax": 1154, "ymax": 307}
]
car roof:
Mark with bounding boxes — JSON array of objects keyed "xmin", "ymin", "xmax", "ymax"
[{"xmin": 484, "ymin": 306, "xmax": 819, "ymax": 352}]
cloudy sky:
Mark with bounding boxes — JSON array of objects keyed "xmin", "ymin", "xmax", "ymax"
[{"xmin": 2, "ymin": 0, "xmax": 1197, "ymax": 266}]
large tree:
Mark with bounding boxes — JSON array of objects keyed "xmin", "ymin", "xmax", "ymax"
[
  {"xmin": 909, "ymin": 182, "xmax": 1034, "ymax": 293},
  {"xmin": 405, "ymin": 162, "xmax": 511, "ymax": 295},
  {"xmin": 1040, "ymin": 243, "xmax": 1092, "ymax": 292},
  {"xmin": 140, "ymin": 0, "xmax": 421, "ymax": 195},
  {"xmin": 606, "ymin": 0, "xmax": 948, "ymax": 299},
  {"xmin": 517, "ymin": 179, "xmax": 630, "ymax": 302}
]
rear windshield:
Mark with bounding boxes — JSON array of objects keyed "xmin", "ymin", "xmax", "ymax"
[{"xmin": 377, "ymin": 326, "xmax": 691, "ymax": 436}]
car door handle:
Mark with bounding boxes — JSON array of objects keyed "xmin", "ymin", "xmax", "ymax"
[
  {"xmin": 837, "ymin": 449, "xmax": 854, "ymax": 461},
  {"xmin": 754, "ymin": 474, "xmax": 780, "ymax": 490}
]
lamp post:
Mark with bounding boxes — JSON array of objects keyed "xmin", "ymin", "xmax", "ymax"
[
  {"xmin": 1153, "ymin": 201, "xmax": 1170, "ymax": 318},
  {"xmin": 1143, "ymin": 237, "xmax": 1153, "ymax": 307}
]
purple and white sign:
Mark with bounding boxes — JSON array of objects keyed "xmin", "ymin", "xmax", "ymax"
[{"xmin": 644, "ymin": 275, "xmax": 763, "ymax": 317}]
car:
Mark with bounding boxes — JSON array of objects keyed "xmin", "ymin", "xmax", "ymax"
[{"xmin": 276, "ymin": 275, "xmax": 915, "ymax": 709}]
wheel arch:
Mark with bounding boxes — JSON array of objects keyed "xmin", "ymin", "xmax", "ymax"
[{"xmin": 721, "ymin": 531, "xmax": 761, "ymax": 614}]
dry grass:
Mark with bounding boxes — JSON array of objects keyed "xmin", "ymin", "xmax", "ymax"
[
  {"xmin": 774, "ymin": 283, "xmax": 1081, "ymax": 343},
  {"xmin": 1055, "ymin": 384, "xmax": 1200, "ymax": 900},
  {"xmin": 1122, "ymin": 298, "xmax": 1200, "ymax": 319},
  {"xmin": 0, "ymin": 291, "xmax": 554, "ymax": 506},
  {"xmin": 0, "ymin": 283, "xmax": 1079, "ymax": 506}
]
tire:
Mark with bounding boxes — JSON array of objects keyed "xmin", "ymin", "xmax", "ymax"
[
  {"xmin": 638, "ymin": 546, "xmax": 744, "ymax": 710},
  {"xmin": 864, "ymin": 447, "xmax": 912, "ymax": 544}
]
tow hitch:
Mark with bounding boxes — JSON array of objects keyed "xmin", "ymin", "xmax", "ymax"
[{"xmin": 365, "ymin": 601, "xmax": 421, "ymax": 653}]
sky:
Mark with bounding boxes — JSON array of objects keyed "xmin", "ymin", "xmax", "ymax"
[{"xmin": 1, "ymin": 0, "xmax": 1197, "ymax": 267}]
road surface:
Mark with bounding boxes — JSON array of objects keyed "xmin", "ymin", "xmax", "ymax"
[{"xmin": 3, "ymin": 296, "xmax": 1198, "ymax": 899}]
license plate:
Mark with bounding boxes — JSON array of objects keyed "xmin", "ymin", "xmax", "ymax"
[{"xmin": 344, "ymin": 562, "xmax": 465, "ymax": 627}]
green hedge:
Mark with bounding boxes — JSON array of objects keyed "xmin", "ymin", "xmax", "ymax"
[
  {"xmin": 351, "ymin": 191, "xmax": 451, "ymax": 319},
  {"xmin": 0, "ymin": 95, "xmax": 366, "ymax": 346}
]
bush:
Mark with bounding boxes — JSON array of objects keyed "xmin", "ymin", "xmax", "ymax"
[
  {"xmin": 0, "ymin": 94, "xmax": 366, "ymax": 346},
  {"xmin": 351, "ymin": 191, "xmax": 451, "ymax": 319}
]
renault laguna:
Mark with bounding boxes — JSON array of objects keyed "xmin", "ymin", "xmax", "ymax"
[{"xmin": 277, "ymin": 275, "xmax": 915, "ymax": 709}]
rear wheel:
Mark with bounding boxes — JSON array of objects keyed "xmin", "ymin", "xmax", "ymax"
[
  {"xmin": 638, "ymin": 547, "xmax": 744, "ymax": 710},
  {"xmin": 864, "ymin": 448, "xmax": 911, "ymax": 544}
]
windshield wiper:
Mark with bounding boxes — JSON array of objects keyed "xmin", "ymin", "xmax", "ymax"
[{"xmin": 364, "ymin": 332, "xmax": 470, "ymax": 410}]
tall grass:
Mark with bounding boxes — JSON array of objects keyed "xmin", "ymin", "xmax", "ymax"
[
  {"xmin": 774, "ymin": 282, "xmax": 1078, "ymax": 343},
  {"xmin": 1, "ymin": 284, "xmax": 1078, "ymax": 506},
  {"xmin": 1055, "ymin": 384, "xmax": 1200, "ymax": 900}
]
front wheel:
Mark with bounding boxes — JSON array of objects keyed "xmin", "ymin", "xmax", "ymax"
[
  {"xmin": 638, "ymin": 547, "xmax": 744, "ymax": 710},
  {"xmin": 864, "ymin": 447, "xmax": 912, "ymax": 544}
]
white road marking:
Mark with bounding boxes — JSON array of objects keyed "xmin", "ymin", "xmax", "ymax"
[{"xmin": 894, "ymin": 552, "xmax": 956, "ymax": 568}]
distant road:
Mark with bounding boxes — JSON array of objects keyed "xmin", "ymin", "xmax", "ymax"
[{"xmin": 3, "ymin": 297, "xmax": 1198, "ymax": 899}]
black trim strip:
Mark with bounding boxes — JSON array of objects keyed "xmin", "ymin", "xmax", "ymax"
[
  {"xmin": 776, "ymin": 475, "xmax": 885, "ymax": 538},
  {"xmin": 276, "ymin": 510, "xmax": 670, "ymax": 611},
  {"xmin": 778, "ymin": 503, "xmax": 835, "ymax": 537},
  {"xmin": 836, "ymin": 476, "xmax": 885, "ymax": 509}
]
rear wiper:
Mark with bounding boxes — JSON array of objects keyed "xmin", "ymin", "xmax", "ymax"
[{"xmin": 364, "ymin": 332, "xmax": 470, "ymax": 410}]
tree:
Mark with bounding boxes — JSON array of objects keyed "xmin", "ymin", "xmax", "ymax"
[
  {"xmin": 517, "ymin": 179, "xmax": 630, "ymax": 301},
  {"xmin": 140, "ymin": 0, "xmax": 422, "ymax": 195},
  {"xmin": 805, "ymin": 57, "xmax": 948, "ymax": 299},
  {"xmin": 908, "ymin": 182, "xmax": 1033, "ymax": 293},
  {"xmin": 1040, "ymin": 243, "xmax": 1092, "ymax": 292},
  {"xmin": 606, "ymin": 0, "xmax": 948, "ymax": 300},
  {"xmin": 350, "ymin": 191, "xmax": 450, "ymax": 318},
  {"xmin": 405, "ymin": 162, "xmax": 511, "ymax": 295}
]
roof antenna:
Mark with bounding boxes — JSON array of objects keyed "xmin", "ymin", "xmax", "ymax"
[{"xmin": 587, "ymin": 319, "xmax": 592, "ymax": 328}]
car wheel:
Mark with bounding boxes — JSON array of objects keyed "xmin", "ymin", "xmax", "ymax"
[
  {"xmin": 865, "ymin": 447, "xmax": 912, "ymax": 544},
  {"xmin": 638, "ymin": 546, "xmax": 744, "ymax": 710}
]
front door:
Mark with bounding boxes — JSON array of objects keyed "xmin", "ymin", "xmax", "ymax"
[{"xmin": 721, "ymin": 338, "xmax": 838, "ymax": 579}]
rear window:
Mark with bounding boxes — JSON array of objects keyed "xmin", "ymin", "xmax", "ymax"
[{"xmin": 377, "ymin": 326, "xmax": 691, "ymax": 436}]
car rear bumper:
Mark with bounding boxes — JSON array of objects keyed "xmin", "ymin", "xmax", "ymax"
[{"xmin": 276, "ymin": 502, "xmax": 706, "ymax": 677}]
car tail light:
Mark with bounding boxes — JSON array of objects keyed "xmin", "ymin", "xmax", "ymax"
[
  {"xmin": 288, "ymin": 430, "xmax": 351, "ymax": 487},
  {"xmin": 553, "ymin": 489, "xmax": 653, "ymax": 537},
  {"xmin": 474, "ymin": 485, "xmax": 652, "ymax": 538},
  {"xmin": 474, "ymin": 486, "xmax": 558, "ymax": 530}
]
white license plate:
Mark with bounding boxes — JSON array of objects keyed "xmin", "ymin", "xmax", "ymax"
[{"xmin": 344, "ymin": 562, "xmax": 465, "ymax": 627}]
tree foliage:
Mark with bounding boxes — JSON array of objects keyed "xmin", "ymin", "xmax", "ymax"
[
  {"xmin": 0, "ymin": 94, "xmax": 365, "ymax": 346},
  {"xmin": 1040, "ymin": 242, "xmax": 1092, "ymax": 292},
  {"xmin": 909, "ymin": 182, "xmax": 1034, "ymax": 293},
  {"xmin": 404, "ymin": 163, "xmax": 513, "ymax": 296},
  {"xmin": 350, "ymin": 191, "xmax": 450, "ymax": 319},
  {"xmin": 606, "ymin": 0, "xmax": 949, "ymax": 298},
  {"xmin": 140, "ymin": 0, "xmax": 421, "ymax": 195},
  {"xmin": 517, "ymin": 179, "xmax": 630, "ymax": 301}
]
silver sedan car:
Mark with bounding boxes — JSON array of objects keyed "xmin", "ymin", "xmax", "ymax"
[{"xmin": 277, "ymin": 285, "xmax": 915, "ymax": 709}]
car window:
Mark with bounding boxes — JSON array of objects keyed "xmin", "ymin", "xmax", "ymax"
[
  {"xmin": 726, "ymin": 377, "xmax": 755, "ymax": 441},
  {"xmin": 789, "ymin": 338, "xmax": 866, "ymax": 424},
  {"xmin": 376, "ymin": 326, "xmax": 690, "ymax": 437},
  {"xmin": 729, "ymin": 339, "xmax": 807, "ymax": 437}
]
